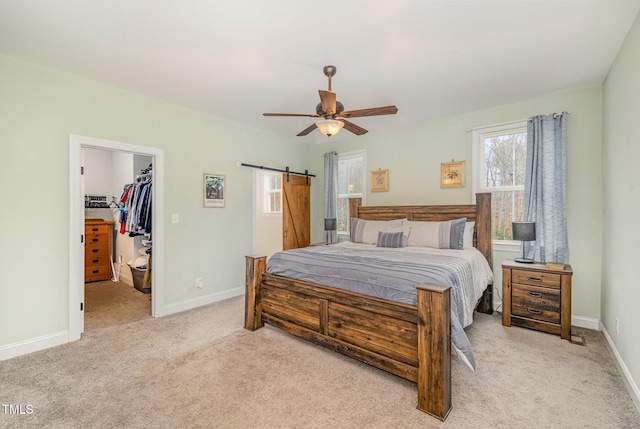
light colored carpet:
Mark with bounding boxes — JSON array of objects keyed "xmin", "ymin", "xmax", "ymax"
[
  {"xmin": 1, "ymin": 295, "xmax": 638, "ymax": 429},
  {"xmin": 84, "ymin": 280, "xmax": 151, "ymax": 330}
]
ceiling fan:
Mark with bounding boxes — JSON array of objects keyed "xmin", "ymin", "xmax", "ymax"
[{"xmin": 263, "ymin": 65, "xmax": 398, "ymax": 137}]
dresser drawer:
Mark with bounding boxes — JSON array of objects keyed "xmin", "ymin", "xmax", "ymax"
[
  {"xmin": 85, "ymin": 233, "xmax": 110, "ymax": 246},
  {"xmin": 85, "ymin": 265, "xmax": 111, "ymax": 282},
  {"xmin": 85, "ymin": 224, "xmax": 111, "ymax": 235},
  {"xmin": 85, "ymin": 242, "xmax": 109, "ymax": 256},
  {"xmin": 511, "ymin": 284, "xmax": 560, "ymax": 324},
  {"xmin": 512, "ymin": 269, "xmax": 561, "ymax": 289},
  {"xmin": 85, "ymin": 252, "xmax": 111, "ymax": 268}
]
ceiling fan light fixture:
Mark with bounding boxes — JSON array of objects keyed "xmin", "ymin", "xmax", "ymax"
[{"xmin": 315, "ymin": 119, "xmax": 344, "ymax": 137}]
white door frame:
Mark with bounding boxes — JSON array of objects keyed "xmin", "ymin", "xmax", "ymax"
[{"xmin": 69, "ymin": 134, "xmax": 165, "ymax": 341}]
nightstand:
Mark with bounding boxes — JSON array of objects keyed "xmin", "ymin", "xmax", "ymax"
[{"xmin": 502, "ymin": 260, "xmax": 573, "ymax": 340}]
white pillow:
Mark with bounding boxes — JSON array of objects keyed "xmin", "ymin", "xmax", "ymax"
[
  {"xmin": 405, "ymin": 218, "xmax": 467, "ymax": 249},
  {"xmin": 350, "ymin": 218, "xmax": 405, "ymax": 244},
  {"xmin": 405, "ymin": 221, "xmax": 442, "ymax": 248},
  {"xmin": 464, "ymin": 221, "xmax": 475, "ymax": 248}
]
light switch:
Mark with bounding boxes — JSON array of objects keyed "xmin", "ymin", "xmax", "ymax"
[{"xmin": 171, "ymin": 213, "xmax": 179, "ymax": 224}]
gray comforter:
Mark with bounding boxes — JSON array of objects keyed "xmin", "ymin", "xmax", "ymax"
[{"xmin": 266, "ymin": 243, "xmax": 491, "ymax": 370}]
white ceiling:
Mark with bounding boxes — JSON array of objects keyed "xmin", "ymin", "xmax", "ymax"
[{"xmin": 1, "ymin": 1, "xmax": 639, "ymax": 143}]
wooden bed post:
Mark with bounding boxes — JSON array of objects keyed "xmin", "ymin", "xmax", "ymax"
[
  {"xmin": 244, "ymin": 255, "xmax": 266, "ymax": 331},
  {"xmin": 474, "ymin": 193, "xmax": 492, "ymax": 267},
  {"xmin": 416, "ymin": 284, "xmax": 452, "ymax": 421}
]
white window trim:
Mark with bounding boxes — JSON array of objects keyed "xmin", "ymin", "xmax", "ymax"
[{"xmin": 471, "ymin": 120, "xmax": 527, "ymax": 249}]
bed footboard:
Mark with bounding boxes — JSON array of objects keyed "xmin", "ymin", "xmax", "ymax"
[{"xmin": 244, "ymin": 255, "xmax": 452, "ymax": 420}]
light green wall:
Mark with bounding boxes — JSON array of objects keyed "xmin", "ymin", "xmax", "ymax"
[
  {"xmin": 602, "ymin": 12, "xmax": 640, "ymax": 399},
  {"xmin": 310, "ymin": 85, "xmax": 603, "ymax": 321},
  {"xmin": 0, "ymin": 55, "xmax": 307, "ymax": 347}
]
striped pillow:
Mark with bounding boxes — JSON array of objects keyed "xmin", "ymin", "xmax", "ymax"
[
  {"xmin": 406, "ymin": 218, "xmax": 467, "ymax": 250},
  {"xmin": 376, "ymin": 231, "xmax": 405, "ymax": 248},
  {"xmin": 350, "ymin": 218, "xmax": 405, "ymax": 244}
]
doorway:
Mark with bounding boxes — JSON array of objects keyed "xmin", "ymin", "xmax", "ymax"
[
  {"xmin": 83, "ymin": 148, "xmax": 152, "ymax": 330},
  {"xmin": 69, "ymin": 135, "xmax": 165, "ymax": 341}
]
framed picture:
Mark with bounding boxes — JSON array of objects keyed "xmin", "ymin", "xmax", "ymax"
[
  {"xmin": 441, "ymin": 161, "xmax": 465, "ymax": 188},
  {"xmin": 203, "ymin": 173, "xmax": 225, "ymax": 207},
  {"xmin": 371, "ymin": 169, "xmax": 389, "ymax": 192}
]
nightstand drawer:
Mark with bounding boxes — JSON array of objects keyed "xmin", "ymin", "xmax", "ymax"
[
  {"xmin": 512, "ymin": 269, "xmax": 561, "ymax": 289},
  {"xmin": 512, "ymin": 284, "xmax": 560, "ymax": 324}
]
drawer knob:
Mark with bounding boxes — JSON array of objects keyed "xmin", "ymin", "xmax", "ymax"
[
  {"xmin": 528, "ymin": 291, "xmax": 543, "ymax": 298},
  {"xmin": 92, "ymin": 259, "xmax": 99, "ymax": 263},
  {"xmin": 92, "ymin": 227, "xmax": 99, "ymax": 232},
  {"xmin": 527, "ymin": 308, "xmax": 542, "ymax": 315},
  {"xmin": 92, "ymin": 270, "xmax": 99, "ymax": 274},
  {"xmin": 527, "ymin": 276, "xmax": 542, "ymax": 282},
  {"xmin": 92, "ymin": 249, "xmax": 99, "ymax": 253}
]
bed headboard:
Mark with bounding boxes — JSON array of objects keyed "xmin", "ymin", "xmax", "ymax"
[{"xmin": 348, "ymin": 193, "xmax": 492, "ymax": 266}]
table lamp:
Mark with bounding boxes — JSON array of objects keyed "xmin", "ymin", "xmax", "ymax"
[{"xmin": 512, "ymin": 221, "xmax": 535, "ymax": 263}]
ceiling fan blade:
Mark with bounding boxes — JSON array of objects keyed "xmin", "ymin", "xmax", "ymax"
[
  {"xmin": 263, "ymin": 112, "xmax": 320, "ymax": 117},
  {"xmin": 340, "ymin": 105, "xmax": 398, "ymax": 118},
  {"xmin": 318, "ymin": 90, "xmax": 337, "ymax": 115},
  {"xmin": 340, "ymin": 120, "xmax": 368, "ymax": 136},
  {"xmin": 297, "ymin": 123, "xmax": 317, "ymax": 136}
]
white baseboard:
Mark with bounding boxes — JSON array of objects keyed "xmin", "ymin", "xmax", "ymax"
[
  {"xmin": 157, "ymin": 286, "xmax": 244, "ymax": 317},
  {"xmin": 572, "ymin": 315, "xmax": 600, "ymax": 331},
  {"xmin": 600, "ymin": 322, "xmax": 640, "ymax": 414},
  {"xmin": 0, "ymin": 331, "xmax": 69, "ymax": 361}
]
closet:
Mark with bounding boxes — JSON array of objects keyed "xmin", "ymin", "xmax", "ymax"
[{"xmin": 83, "ymin": 149, "xmax": 152, "ymax": 292}]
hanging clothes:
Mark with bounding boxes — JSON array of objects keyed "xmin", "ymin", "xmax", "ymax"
[{"xmin": 119, "ymin": 168, "xmax": 153, "ymax": 236}]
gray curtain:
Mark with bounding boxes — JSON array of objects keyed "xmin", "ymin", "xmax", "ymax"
[
  {"xmin": 323, "ymin": 151, "xmax": 338, "ymax": 244},
  {"xmin": 523, "ymin": 113, "xmax": 569, "ymax": 263}
]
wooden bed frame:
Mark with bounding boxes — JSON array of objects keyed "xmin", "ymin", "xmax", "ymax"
[{"xmin": 244, "ymin": 193, "xmax": 492, "ymax": 420}]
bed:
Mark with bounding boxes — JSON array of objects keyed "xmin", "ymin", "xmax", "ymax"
[{"xmin": 244, "ymin": 193, "xmax": 493, "ymax": 420}]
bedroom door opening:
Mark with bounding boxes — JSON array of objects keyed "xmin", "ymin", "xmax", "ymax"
[
  {"xmin": 82, "ymin": 147, "xmax": 153, "ymax": 330},
  {"xmin": 69, "ymin": 135, "xmax": 165, "ymax": 341}
]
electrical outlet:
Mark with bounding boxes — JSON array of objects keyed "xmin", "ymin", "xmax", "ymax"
[
  {"xmin": 616, "ymin": 317, "xmax": 620, "ymax": 335},
  {"xmin": 195, "ymin": 277, "xmax": 204, "ymax": 289},
  {"xmin": 171, "ymin": 213, "xmax": 179, "ymax": 224}
]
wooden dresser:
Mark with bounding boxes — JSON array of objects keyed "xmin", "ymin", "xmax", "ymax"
[
  {"xmin": 502, "ymin": 260, "xmax": 573, "ymax": 340},
  {"xmin": 85, "ymin": 219, "xmax": 114, "ymax": 283}
]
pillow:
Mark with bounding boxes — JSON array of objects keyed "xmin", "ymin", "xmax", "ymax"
[
  {"xmin": 376, "ymin": 231, "xmax": 405, "ymax": 248},
  {"xmin": 406, "ymin": 217, "xmax": 467, "ymax": 250},
  {"xmin": 463, "ymin": 221, "xmax": 475, "ymax": 248},
  {"xmin": 384, "ymin": 224, "xmax": 411, "ymax": 247},
  {"xmin": 350, "ymin": 218, "xmax": 405, "ymax": 244}
]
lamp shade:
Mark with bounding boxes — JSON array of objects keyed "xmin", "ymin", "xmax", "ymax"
[
  {"xmin": 315, "ymin": 119, "xmax": 344, "ymax": 137},
  {"xmin": 324, "ymin": 218, "xmax": 337, "ymax": 231},
  {"xmin": 512, "ymin": 221, "xmax": 536, "ymax": 242}
]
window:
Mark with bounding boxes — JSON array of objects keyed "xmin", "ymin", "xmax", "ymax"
[
  {"xmin": 472, "ymin": 121, "xmax": 527, "ymax": 242},
  {"xmin": 337, "ymin": 149, "xmax": 366, "ymax": 236},
  {"xmin": 263, "ymin": 172, "xmax": 282, "ymax": 213}
]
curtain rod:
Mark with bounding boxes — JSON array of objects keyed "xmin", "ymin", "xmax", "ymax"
[
  {"xmin": 465, "ymin": 112, "xmax": 570, "ymax": 132},
  {"xmin": 239, "ymin": 162, "xmax": 316, "ymax": 180}
]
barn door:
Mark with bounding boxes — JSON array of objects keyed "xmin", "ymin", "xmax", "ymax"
[{"xmin": 282, "ymin": 174, "xmax": 311, "ymax": 250}]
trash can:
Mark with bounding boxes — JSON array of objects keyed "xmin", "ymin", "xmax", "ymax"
[{"xmin": 130, "ymin": 266, "xmax": 150, "ymax": 294}]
